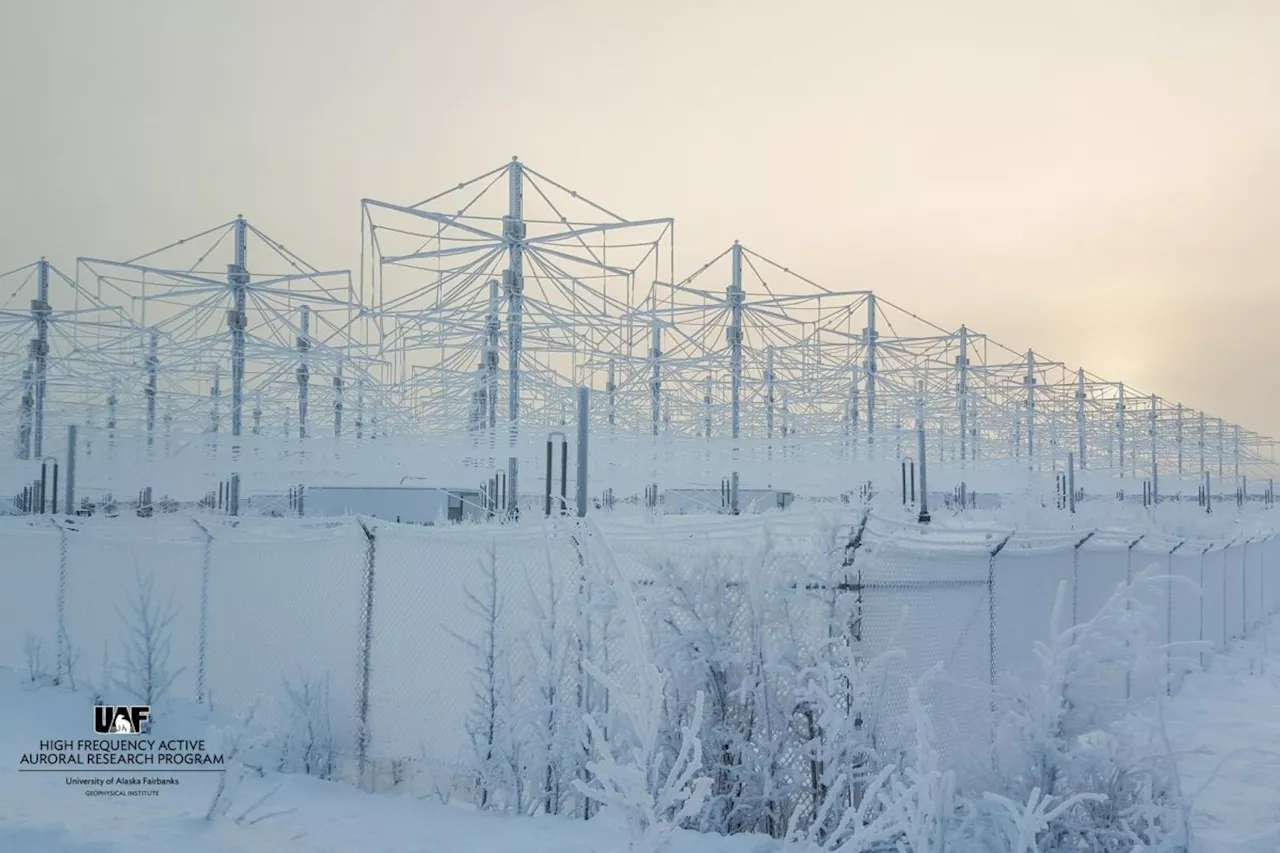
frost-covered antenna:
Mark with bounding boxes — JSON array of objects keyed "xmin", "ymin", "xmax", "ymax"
[{"xmin": 363, "ymin": 156, "xmax": 674, "ymax": 438}]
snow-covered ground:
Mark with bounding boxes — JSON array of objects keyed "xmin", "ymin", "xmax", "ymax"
[
  {"xmin": 0, "ymin": 666, "xmax": 767, "ymax": 853},
  {"xmin": 1163, "ymin": 617, "xmax": 1280, "ymax": 852},
  {"xmin": 2, "ymin": 614, "xmax": 1278, "ymax": 852}
]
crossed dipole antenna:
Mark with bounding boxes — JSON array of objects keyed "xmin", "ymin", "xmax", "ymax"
[
  {"xmin": 0, "ymin": 258, "xmax": 141, "ymax": 460},
  {"xmin": 76, "ymin": 216, "xmax": 374, "ymax": 446},
  {"xmin": 362, "ymin": 157, "xmax": 674, "ymax": 437}
]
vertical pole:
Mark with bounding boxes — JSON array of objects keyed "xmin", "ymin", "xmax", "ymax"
[
  {"xmin": 145, "ymin": 330, "xmax": 158, "ymax": 453},
  {"xmin": 505, "ymin": 158, "xmax": 525, "ymax": 451},
  {"xmin": 917, "ymin": 380, "xmax": 930, "ymax": 523},
  {"xmin": 55, "ymin": 520, "xmax": 67, "ymax": 682},
  {"xmin": 31, "ymin": 258, "xmax": 51, "ymax": 459},
  {"xmin": 1076, "ymin": 368, "xmax": 1087, "ymax": 469},
  {"xmin": 703, "ymin": 376, "xmax": 713, "ymax": 438},
  {"xmin": 576, "ymin": 387, "xmax": 589, "ymax": 518},
  {"xmin": 765, "ymin": 346, "xmax": 776, "ymax": 440},
  {"xmin": 728, "ymin": 241, "xmax": 744, "ymax": 441},
  {"xmin": 1199, "ymin": 411, "xmax": 1206, "ymax": 479},
  {"xmin": 545, "ymin": 439, "xmax": 553, "ymax": 518},
  {"xmin": 209, "ymin": 368, "xmax": 221, "ymax": 436},
  {"xmin": 228, "ymin": 216, "xmax": 248, "ymax": 444},
  {"xmin": 40, "ymin": 461, "xmax": 48, "ymax": 514},
  {"xmin": 1234, "ymin": 425, "xmax": 1241, "ymax": 485},
  {"xmin": 650, "ymin": 318, "xmax": 662, "ymax": 437},
  {"xmin": 730, "ymin": 471, "xmax": 739, "ymax": 515},
  {"xmin": 1147, "ymin": 394, "xmax": 1157, "ymax": 503},
  {"xmin": 848, "ymin": 362, "xmax": 860, "ymax": 458},
  {"xmin": 51, "ymin": 462, "xmax": 58, "ymax": 514},
  {"xmin": 486, "ymin": 279, "xmax": 500, "ymax": 434},
  {"xmin": 1117, "ymin": 383, "xmax": 1127, "ymax": 477},
  {"xmin": 958, "ymin": 325, "xmax": 970, "ymax": 462},
  {"xmin": 356, "ymin": 379, "xmax": 365, "ymax": 441},
  {"xmin": 1217, "ymin": 419, "xmax": 1224, "ymax": 480},
  {"xmin": 559, "ymin": 438, "xmax": 568, "ymax": 514},
  {"xmin": 606, "ymin": 360, "xmax": 616, "ymax": 428},
  {"xmin": 356, "ymin": 519, "xmax": 377, "ymax": 791},
  {"xmin": 1175, "ymin": 403, "xmax": 1184, "ymax": 476},
  {"xmin": 17, "ymin": 364, "xmax": 33, "ymax": 460},
  {"xmin": 297, "ymin": 305, "xmax": 311, "ymax": 439},
  {"xmin": 191, "ymin": 519, "xmax": 212, "ymax": 703},
  {"xmin": 334, "ymin": 361, "xmax": 344, "ymax": 438},
  {"xmin": 508, "ymin": 456, "xmax": 519, "ymax": 518},
  {"xmin": 1025, "ymin": 350, "xmax": 1036, "ymax": 470},
  {"xmin": 864, "ymin": 294, "xmax": 878, "ymax": 447},
  {"xmin": 65, "ymin": 425, "xmax": 76, "ymax": 515},
  {"xmin": 1068, "ymin": 451, "xmax": 1076, "ymax": 513}
]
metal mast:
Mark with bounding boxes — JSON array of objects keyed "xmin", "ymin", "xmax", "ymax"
[
  {"xmin": 1076, "ymin": 368, "xmax": 1087, "ymax": 468},
  {"xmin": 957, "ymin": 326, "xmax": 970, "ymax": 461},
  {"xmin": 864, "ymin": 294, "xmax": 878, "ymax": 447},
  {"xmin": 703, "ymin": 376, "xmax": 713, "ymax": 438},
  {"xmin": 650, "ymin": 318, "xmax": 662, "ymax": 436},
  {"xmin": 145, "ymin": 330, "xmax": 158, "ymax": 452},
  {"xmin": 228, "ymin": 216, "xmax": 249, "ymax": 441},
  {"xmin": 210, "ymin": 367, "xmax": 221, "ymax": 435},
  {"xmin": 848, "ymin": 362, "xmax": 860, "ymax": 457},
  {"xmin": 334, "ymin": 361, "xmax": 344, "ymax": 438},
  {"xmin": 1176, "ymin": 403, "xmax": 1184, "ymax": 475},
  {"xmin": 766, "ymin": 346, "xmax": 776, "ymax": 440},
  {"xmin": 606, "ymin": 360, "xmax": 616, "ymax": 428},
  {"xmin": 1149, "ymin": 394, "xmax": 1158, "ymax": 482},
  {"xmin": 728, "ymin": 241, "xmax": 744, "ymax": 440},
  {"xmin": 1117, "ymin": 383, "xmax": 1126, "ymax": 477},
  {"xmin": 1198, "ymin": 410, "xmax": 1206, "ymax": 476},
  {"xmin": 297, "ymin": 305, "xmax": 310, "ymax": 439},
  {"xmin": 30, "ymin": 258, "xmax": 51, "ymax": 459},
  {"xmin": 17, "ymin": 365, "xmax": 33, "ymax": 459},
  {"xmin": 1025, "ymin": 350, "xmax": 1036, "ymax": 468},
  {"xmin": 485, "ymin": 279, "xmax": 500, "ymax": 432},
  {"xmin": 504, "ymin": 158, "xmax": 525, "ymax": 446}
]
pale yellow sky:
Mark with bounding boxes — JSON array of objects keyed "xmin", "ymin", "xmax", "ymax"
[{"xmin": 3, "ymin": 1, "xmax": 1279, "ymax": 433}]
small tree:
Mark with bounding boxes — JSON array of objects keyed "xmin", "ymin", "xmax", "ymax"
[
  {"xmin": 278, "ymin": 671, "xmax": 336, "ymax": 780},
  {"xmin": 447, "ymin": 540, "xmax": 524, "ymax": 810},
  {"xmin": 115, "ymin": 569, "xmax": 184, "ymax": 710}
]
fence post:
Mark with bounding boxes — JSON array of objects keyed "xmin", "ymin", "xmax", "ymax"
[
  {"xmin": 191, "ymin": 519, "xmax": 213, "ymax": 705},
  {"xmin": 1199, "ymin": 545, "xmax": 1210, "ymax": 669},
  {"xmin": 1167, "ymin": 541, "xmax": 1186, "ymax": 694},
  {"xmin": 355, "ymin": 517, "xmax": 377, "ymax": 791},
  {"xmin": 1124, "ymin": 534, "xmax": 1146, "ymax": 700},
  {"xmin": 49, "ymin": 518, "xmax": 68, "ymax": 684},
  {"xmin": 987, "ymin": 532, "xmax": 1014, "ymax": 772},
  {"xmin": 1072, "ymin": 531, "xmax": 1097, "ymax": 627}
]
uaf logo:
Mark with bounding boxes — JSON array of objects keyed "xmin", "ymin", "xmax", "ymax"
[{"xmin": 94, "ymin": 705, "xmax": 150, "ymax": 734}]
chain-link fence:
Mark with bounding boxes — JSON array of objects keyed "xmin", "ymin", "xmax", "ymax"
[{"xmin": 2, "ymin": 510, "xmax": 1277, "ymax": 819}]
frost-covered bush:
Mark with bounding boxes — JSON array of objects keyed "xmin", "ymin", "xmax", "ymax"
[
  {"xmin": 442, "ymin": 516, "xmax": 1213, "ymax": 851},
  {"xmin": 988, "ymin": 565, "xmax": 1203, "ymax": 851}
]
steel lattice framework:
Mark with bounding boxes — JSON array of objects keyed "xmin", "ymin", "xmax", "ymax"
[{"xmin": 1, "ymin": 157, "xmax": 1275, "ymax": 504}]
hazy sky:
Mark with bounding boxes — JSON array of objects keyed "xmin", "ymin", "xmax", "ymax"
[{"xmin": 4, "ymin": 1, "xmax": 1279, "ymax": 434}]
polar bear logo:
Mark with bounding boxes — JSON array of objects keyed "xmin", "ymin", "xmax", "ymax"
[{"xmin": 111, "ymin": 713, "xmax": 134, "ymax": 733}]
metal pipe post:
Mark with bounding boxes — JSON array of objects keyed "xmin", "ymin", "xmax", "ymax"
[
  {"xmin": 65, "ymin": 425, "xmax": 76, "ymax": 515},
  {"xmin": 505, "ymin": 158, "xmax": 525, "ymax": 449},
  {"xmin": 576, "ymin": 386, "xmax": 589, "ymax": 518},
  {"xmin": 228, "ymin": 216, "xmax": 248, "ymax": 442},
  {"xmin": 31, "ymin": 259, "xmax": 51, "ymax": 459},
  {"xmin": 297, "ymin": 305, "xmax": 311, "ymax": 439},
  {"xmin": 728, "ymin": 241, "xmax": 744, "ymax": 441}
]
